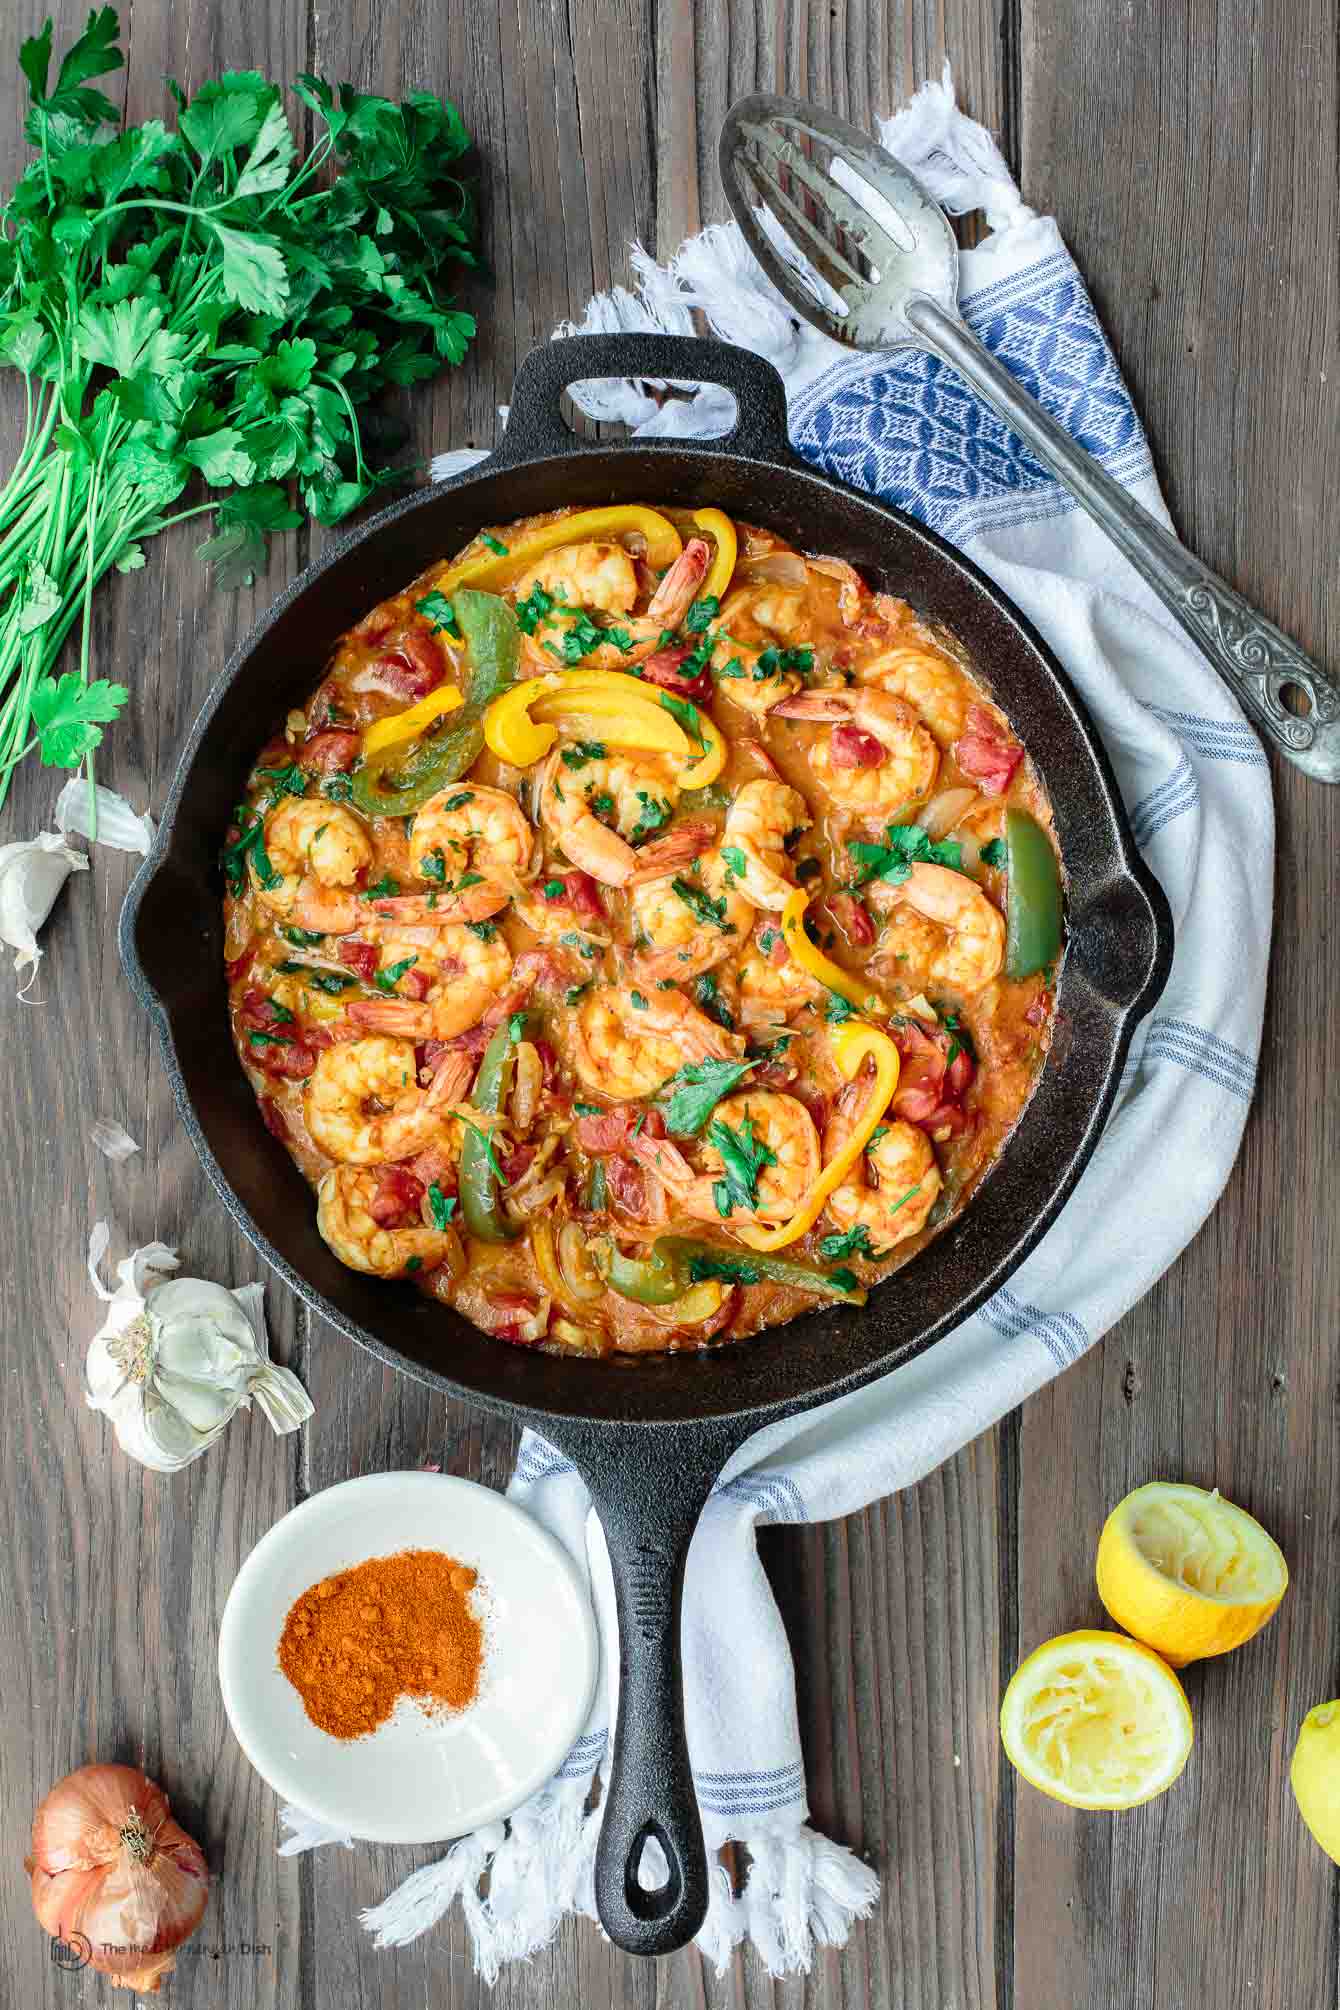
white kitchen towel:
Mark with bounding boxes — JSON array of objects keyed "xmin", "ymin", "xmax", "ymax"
[{"xmin": 280, "ymin": 67, "xmax": 1274, "ymax": 1977}]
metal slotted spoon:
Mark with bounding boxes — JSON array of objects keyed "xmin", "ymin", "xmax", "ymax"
[{"xmin": 720, "ymin": 95, "xmax": 1340, "ymax": 783}]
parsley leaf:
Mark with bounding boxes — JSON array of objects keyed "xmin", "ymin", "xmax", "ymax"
[
  {"xmin": 427, "ymin": 1183, "xmax": 456, "ymax": 1229},
  {"xmin": 630, "ymin": 792, "xmax": 672, "ymax": 843},
  {"xmin": 374, "ymin": 955, "xmax": 417, "ymax": 992},
  {"xmin": 28, "ymin": 672, "xmax": 129, "ymax": 768},
  {"xmin": 658, "ymin": 689, "xmax": 707, "ymax": 753},
  {"xmin": 671, "ymin": 876, "xmax": 732, "ymax": 931},
  {"xmin": 980, "ymin": 837, "xmax": 1008, "ymax": 868},
  {"xmin": 683, "ymin": 594, "xmax": 719, "ymax": 634},
  {"xmin": 708, "ymin": 1111, "xmax": 778, "ymax": 1217},
  {"xmin": 560, "ymin": 740, "xmax": 606, "ymax": 770},
  {"xmin": 848, "ymin": 822, "xmax": 965, "ymax": 888},
  {"xmin": 416, "ymin": 590, "xmax": 460, "ymax": 638},
  {"xmin": 661, "ymin": 1058, "xmax": 755, "ymax": 1137},
  {"xmin": 818, "ymin": 1224, "xmax": 876, "ymax": 1261}
]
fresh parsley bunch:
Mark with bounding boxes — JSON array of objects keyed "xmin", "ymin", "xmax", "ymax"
[{"xmin": 0, "ymin": 8, "xmax": 479, "ymax": 803}]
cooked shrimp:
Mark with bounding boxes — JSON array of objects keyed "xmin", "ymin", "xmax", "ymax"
[
  {"xmin": 722, "ymin": 780, "xmax": 811, "ymax": 909},
  {"xmin": 735, "ymin": 924, "xmax": 822, "ymax": 1025},
  {"xmin": 772, "ymin": 688, "xmax": 939, "ymax": 819},
  {"xmin": 317, "ymin": 1166, "xmax": 459, "ymax": 1278},
  {"xmin": 255, "ymin": 799, "xmax": 373, "ymax": 930},
  {"xmin": 631, "ymin": 850, "xmax": 754, "ymax": 980},
  {"xmin": 571, "ymin": 985, "xmax": 744, "ymax": 1099},
  {"xmin": 305, "ymin": 1035, "xmax": 453, "ymax": 1165},
  {"xmin": 711, "ymin": 582, "xmax": 815, "ymax": 717},
  {"xmin": 885, "ymin": 862, "xmax": 1005, "ymax": 993},
  {"xmin": 540, "ymin": 747, "xmax": 709, "ymax": 888},
  {"xmin": 629, "ymin": 1090, "xmax": 820, "ymax": 1228},
  {"xmin": 823, "ymin": 1105, "xmax": 941, "ymax": 1256},
  {"xmin": 860, "ymin": 635, "xmax": 968, "ymax": 749},
  {"xmin": 409, "ymin": 783, "xmax": 533, "ymax": 890},
  {"xmin": 344, "ymin": 922, "xmax": 514, "ymax": 1040},
  {"xmin": 515, "ymin": 538, "xmax": 711, "ymax": 670}
]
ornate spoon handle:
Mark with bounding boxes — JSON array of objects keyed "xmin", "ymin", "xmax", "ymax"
[{"xmin": 908, "ymin": 294, "xmax": 1340, "ymax": 781}]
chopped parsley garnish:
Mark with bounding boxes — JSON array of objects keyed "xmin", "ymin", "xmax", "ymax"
[
  {"xmin": 280, "ymin": 925, "xmax": 325, "ymax": 948},
  {"xmin": 630, "ymin": 792, "xmax": 672, "ymax": 843},
  {"xmin": 374, "ymin": 955, "xmax": 417, "ymax": 992},
  {"xmin": 276, "ymin": 961, "xmax": 352, "ymax": 994},
  {"xmin": 980, "ymin": 837, "xmax": 1008, "ymax": 869},
  {"xmin": 542, "ymin": 877, "xmax": 565, "ymax": 898},
  {"xmin": 824, "ymin": 988, "xmax": 857, "ymax": 1023},
  {"xmin": 671, "ymin": 876, "xmax": 732, "ymax": 931},
  {"xmin": 757, "ymin": 926, "xmax": 780, "ymax": 956},
  {"xmin": 629, "ymin": 990, "xmax": 649, "ymax": 1010},
  {"xmin": 714, "ymin": 655, "xmax": 746, "ymax": 679},
  {"xmin": 320, "ymin": 772, "xmax": 354, "ymax": 802},
  {"xmin": 661, "ymin": 1058, "xmax": 755, "ymax": 1137},
  {"xmin": 545, "ymin": 611, "xmax": 610, "ymax": 666},
  {"xmin": 254, "ymin": 760, "xmax": 307, "ymax": 800},
  {"xmin": 427, "ymin": 1183, "xmax": 456, "ymax": 1229},
  {"xmin": 683, "ymin": 594, "xmax": 719, "ymax": 634},
  {"xmin": 415, "ymin": 590, "xmax": 461, "ymax": 638},
  {"xmin": 481, "ymin": 532, "xmax": 508, "ymax": 555},
  {"xmin": 560, "ymin": 740, "xmax": 606, "ymax": 770},
  {"xmin": 404, "ymin": 1256, "xmax": 423, "ymax": 1274},
  {"xmin": 687, "ymin": 1251, "xmax": 763, "ymax": 1287},
  {"xmin": 720, "ymin": 845, "xmax": 747, "ymax": 877},
  {"xmin": 460, "ymin": 1117, "xmax": 508, "ymax": 1183},
  {"xmin": 246, "ymin": 1027, "xmax": 291, "ymax": 1049},
  {"xmin": 588, "ymin": 789, "xmax": 616, "ymax": 818},
  {"xmin": 574, "ymin": 1101, "xmax": 602, "ymax": 1116},
  {"xmin": 559, "ymin": 929, "xmax": 599, "ymax": 960},
  {"xmin": 507, "ymin": 1011, "xmax": 527, "ymax": 1042},
  {"xmin": 456, "ymin": 870, "xmax": 484, "ymax": 888},
  {"xmin": 515, "ymin": 583, "xmax": 554, "ymax": 634},
  {"xmin": 754, "ymin": 644, "xmax": 814, "ymax": 680},
  {"xmin": 818, "ymin": 1224, "xmax": 876, "ymax": 1262},
  {"xmin": 847, "ymin": 822, "xmax": 964, "ymax": 889},
  {"xmin": 443, "ymin": 790, "xmax": 474, "ymax": 810},
  {"xmin": 221, "ymin": 809, "xmax": 279, "ymax": 895},
  {"xmin": 362, "ymin": 874, "xmax": 400, "ymax": 900},
  {"xmin": 465, "ymin": 918, "xmax": 498, "ymax": 942},
  {"xmin": 565, "ymin": 982, "xmax": 591, "ymax": 1005},
  {"xmin": 658, "ymin": 690, "xmax": 707, "ymax": 753},
  {"xmin": 420, "ymin": 849, "xmax": 447, "ymax": 884},
  {"xmin": 708, "ymin": 1112, "xmax": 777, "ymax": 1217},
  {"xmin": 694, "ymin": 970, "xmax": 735, "ymax": 1029}
]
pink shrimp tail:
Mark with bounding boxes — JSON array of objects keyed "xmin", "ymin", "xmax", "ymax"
[
  {"xmin": 626, "ymin": 819, "xmax": 720, "ymax": 886},
  {"xmin": 647, "ymin": 538, "xmax": 711, "ymax": 624},
  {"xmin": 346, "ymin": 996, "xmax": 430, "ymax": 1036}
]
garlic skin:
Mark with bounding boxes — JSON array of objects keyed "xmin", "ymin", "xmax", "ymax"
[
  {"xmin": 0, "ymin": 829, "xmax": 87, "ymax": 995},
  {"xmin": 84, "ymin": 1224, "xmax": 314, "ymax": 1472},
  {"xmin": 55, "ymin": 776, "xmax": 156, "ymax": 855}
]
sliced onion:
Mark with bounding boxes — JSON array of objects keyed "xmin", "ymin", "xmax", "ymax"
[
  {"xmin": 557, "ymin": 1222, "xmax": 604, "ymax": 1303},
  {"xmin": 956, "ymin": 833, "xmax": 983, "ymax": 877},
  {"xmin": 512, "ymin": 1292, "xmax": 552, "ymax": 1342},
  {"xmin": 649, "ymin": 1278, "xmax": 726, "ymax": 1325},
  {"xmin": 510, "ymin": 1042, "xmax": 542, "ymax": 1131},
  {"xmin": 902, "ymin": 992, "xmax": 941, "ymax": 1024},
  {"xmin": 919, "ymin": 786, "xmax": 981, "ymax": 840},
  {"xmin": 620, "ymin": 530, "xmax": 648, "ymax": 558},
  {"xmin": 551, "ymin": 1316, "xmax": 604, "ymax": 1351},
  {"xmin": 735, "ymin": 551, "xmax": 809, "ymax": 587},
  {"xmin": 504, "ymin": 1171, "xmax": 567, "ymax": 1219},
  {"xmin": 435, "ymin": 1226, "xmax": 466, "ymax": 1282}
]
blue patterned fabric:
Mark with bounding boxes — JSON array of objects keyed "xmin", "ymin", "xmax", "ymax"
[{"xmin": 791, "ymin": 251, "xmax": 1153, "ymax": 544}]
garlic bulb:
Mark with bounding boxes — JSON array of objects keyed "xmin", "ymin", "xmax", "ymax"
[
  {"xmin": 0, "ymin": 829, "xmax": 87, "ymax": 995},
  {"xmin": 84, "ymin": 1224, "xmax": 313, "ymax": 1472}
]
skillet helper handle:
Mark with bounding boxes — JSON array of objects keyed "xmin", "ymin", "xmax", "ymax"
[
  {"xmin": 492, "ymin": 332, "xmax": 795, "ymax": 468},
  {"xmin": 906, "ymin": 294, "xmax": 1340, "ymax": 783},
  {"xmin": 571, "ymin": 1421, "xmax": 744, "ymax": 1957}
]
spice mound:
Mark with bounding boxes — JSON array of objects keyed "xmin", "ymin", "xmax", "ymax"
[{"xmin": 278, "ymin": 1549, "xmax": 483, "ymax": 1740}]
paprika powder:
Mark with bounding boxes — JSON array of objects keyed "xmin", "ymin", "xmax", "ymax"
[{"xmin": 278, "ymin": 1548, "xmax": 484, "ymax": 1740}]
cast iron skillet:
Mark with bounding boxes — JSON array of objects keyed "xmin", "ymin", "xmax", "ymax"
[{"xmin": 120, "ymin": 333, "xmax": 1172, "ymax": 1957}]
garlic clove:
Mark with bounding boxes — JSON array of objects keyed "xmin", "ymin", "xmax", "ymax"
[
  {"xmin": 0, "ymin": 830, "xmax": 87, "ymax": 995},
  {"xmin": 55, "ymin": 777, "xmax": 156, "ymax": 855}
]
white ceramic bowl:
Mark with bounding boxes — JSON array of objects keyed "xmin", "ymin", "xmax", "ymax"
[{"xmin": 218, "ymin": 1471, "xmax": 598, "ymax": 1843}]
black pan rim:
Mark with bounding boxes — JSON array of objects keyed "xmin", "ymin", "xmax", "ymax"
[{"xmin": 120, "ymin": 397, "xmax": 1172, "ymax": 1437}]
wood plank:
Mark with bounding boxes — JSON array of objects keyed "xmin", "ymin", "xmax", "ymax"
[
  {"xmin": 1015, "ymin": 0, "xmax": 1340, "ymax": 2003},
  {"xmin": 0, "ymin": 2, "xmax": 306, "ymax": 2003}
]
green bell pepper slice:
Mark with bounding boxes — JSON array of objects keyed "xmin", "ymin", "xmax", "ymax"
[
  {"xmin": 351, "ymin": 590, "xmax": 521, "ymax": 818},
  {"xmin": 1003, "ymin": 808, "xmax": 1063, "ymax": 980},
  {"xmin": 458, "ymin": 1010, "xmax": 529, "ymax": 1244},
  {"xmin": 594, "ymin": 1233, "xmax": 867, "ymax": 1307}
]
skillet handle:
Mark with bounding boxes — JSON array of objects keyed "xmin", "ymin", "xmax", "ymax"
[
  {"xmin": 489, "ymin": 333, "xmax": 795, "ymax": 468},
  {"xmin": 553, "ymin": 1417, "xmax": 746, "ymax": 1957}
]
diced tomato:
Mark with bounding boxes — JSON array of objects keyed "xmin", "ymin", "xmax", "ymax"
[
  {"xmin": 225, "ymin": 947, "xmax": 255, "ymax": 986},
  {"xmin": 604, "ymin": 1155, "xmax": 648, "ymax": 1217},
  {"xmin": 825, "ymin": 891, "xmax": 875, "ymax": 947},
  {"xmin": 510, "ymin": 949, "xmax": 571, "ymax": 995},
  {"xmin": 306, "ymin": 676, "xmax": 346, "ymax": 730},
  {"xmin": 890, "ymin": 1021, "xmax": 949, "ymax": 1124},
  {"xmin": 370, "ymin": 633, "xmax": 446, "ymax": 702},
  {"xmin": 532, "ymin": 1039, "xmax": 559, "ymax": 1092},
  {"xmin": 367, "ymin": 1166, "xmax": 426, "ymax": 1229},
  {"xmin": 305, "ymin": 1025, "xmax": 334, "ymax": 1050},
  {"xmin": 482, "ymin": 1293, "xmax": 545, "ymax": 1346},
  {"xmin": 500, "ymin": 1141, "xmax": 537, "ymax": 1185},
  {"xmin": 251, "ymin": 1037, "xmax": 318, "ymax": 1080},
  {"xmin": 953, "ymin": 704, "xmax": 1024, "ymax": 795},
  {"xmin": 302, "ymin": 728, "xmax": 360, "ymax": 775},
  {"xmin": 239, "ymin": 987, "xmax": 287, "ymax": 1030},
  {"xmin": 440, "ymin": 1021, "xmax": 492, "ymax": 1058},
  {"xmin": 946, "ymin": 1044, "xmax": 975, "ymax": 1098},
  {"xmin": 400, "ymin": 967, "xmax": 432, "ymax": 1001},
  {"xmin": 405, "ymin": 1143, "xmax": 456, "ymax": 1189},
  {"xmin": 698, "ymin": 1284, "xmax": 740, "ymax": 1341},
  {"xmin": 258, "ymin": 1096, "xmax": 288, "ymax": 1141},
  {"xmin": 574, "ymin": 1108, "xmax": 641, "ymax": 1153},
  {"xmin": 542, "ymin": 869, "xmax": 605, "ymax": 921},
  {"xmin": 829, "ymin": 723, "xmax": 886, "ymax": 769},
  {"xmin": 638, "ymin": 644, "xmax": 712, "ymax": 704},
  {"xmin": 339, "ymin": 939, "xmax": 379, "ymax": 983}
]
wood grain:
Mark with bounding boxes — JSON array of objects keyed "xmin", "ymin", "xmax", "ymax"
[
  {"xmin": 2, "ymin": 0, "xmax": 1334, "ymax": 2005},
  {"xmin": 1015, "ymin": 0, "xmax": 1340, "ymax": 2004}
]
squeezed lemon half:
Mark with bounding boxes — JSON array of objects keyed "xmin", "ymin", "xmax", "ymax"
[
  {"xmin": 1291, "ymin": 1702, "xmax": 1340, "ymax": 1863},
  {"xmin": 1000, "ymin": 1629, "xmax": 1193, "ymax": 1809},
  {"xmin": 1095, "ymin": 1481, "xmax": 1287, "ymax": 1667}
]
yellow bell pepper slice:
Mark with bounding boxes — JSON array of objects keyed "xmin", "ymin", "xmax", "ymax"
[
  {"xmin": 692, "ymin": 508, "xmax": 738, "ymax": 603},
  {"xmin": 779, "ymin": 887, "xmax": 889, "ymax": 1017},
  {"xmin": 433, "ymin": 506, "xmax": 683, "ymax": 598},
  {"xmin": 361, "ymin": 683, "xmax": 464, "ymax": 760},
  {"xmin": 734, "ymin": 1021, "xmax": 901, "ymax": 1252},
  {"xmin": 482, "ymin": 671, "xmax": 727, "ymax": 786}
]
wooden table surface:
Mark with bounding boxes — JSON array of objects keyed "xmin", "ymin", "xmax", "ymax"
[{"xmin": 2, "ymin": 0, "xmax": 1336, "ymax": 2004}]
